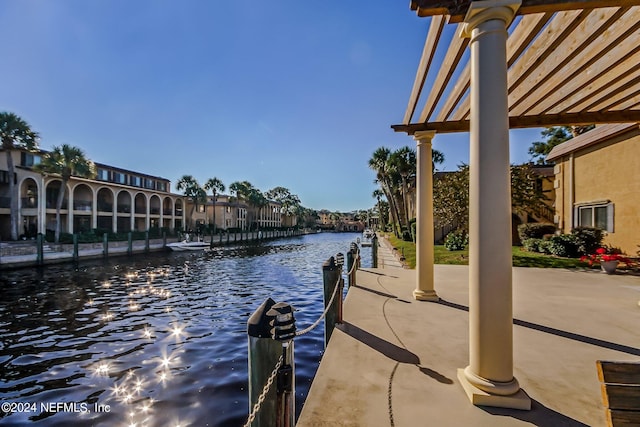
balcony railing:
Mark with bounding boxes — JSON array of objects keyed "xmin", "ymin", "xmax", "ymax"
[
  {"xmin": 175, "ymin": 208, "xmax": 183, "ymax": 216},
  {"xmin": 163, "ymin": 208, "xmax": 173, "ymax": 215},
  {"xmin": 0, "ymin": 196, "xmax": 10, "ymax": 209},
  {"xmin": 117, "ymin": 204, "xmax": 131, "ymax": 213},
  {"xmin": 73, "ymin": 200, "xmax": 93, "ymax": 211},
  {"xmin": 97, "ymin": 203, "xmax": 113, "ymax": 212},
  {"xmin": 150, "ymin": 207, "xmax": 160, "ymax": 215},
  {"xmin": 46, "ymin": 199, "xmax": 69, "ymax": 210},
  {"xmin": 21, "ymin": 197, "xmax": 38, "ymax": 208}
]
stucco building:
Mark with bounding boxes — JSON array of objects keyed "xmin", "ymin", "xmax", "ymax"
[
  {"xmin": 0, "ymin": 148, "xmax": 184, "ymax": 240},
  {"xmin": 547, "ymin": 123, "xmax": 640, "ymax": 254}
]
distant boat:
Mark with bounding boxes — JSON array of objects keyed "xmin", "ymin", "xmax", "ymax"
[
  {"xmin": 361, "ymin": 229, "xmax": 374, "ymax": 247},
  {"xmin": 167, "ymin": 234, "xmax": 210, "ymax": 251}
]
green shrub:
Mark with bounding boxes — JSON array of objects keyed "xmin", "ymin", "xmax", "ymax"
[
  {"xmin": 402, "ymin": 227, "xmax": 412, "ymax": 242},
  {"xmin": 546, "ymin": 234, "xmax": 578, "ymax": 258},
  {"xmin": 522, "ymin": 238, "xmax": 543, "ymax": 252},
  {"xmin": 517, "ymin": 223, "xmax": 556, "ymax": 242},
  {"xmin": 444, "ymin": 230, "xmax": 468, "ymax": 251},
  {"xmin": 571, "ymin": 227, "xmax": 604, "ymax": 255}
]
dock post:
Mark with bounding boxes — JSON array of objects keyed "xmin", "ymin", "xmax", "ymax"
[
  {"xmin": 372, "ymin": 234, "xmax": 378, "ymax": 268},
  {"xmin": 73, "ymin": 234, "xmax": 79, "ymax": 261},
  {"xmin": 36, "ymin": 233, "xmax": 44, "ymax": 265},
  {"xmin": 127, "ymin": 232, "xmax": 133, "ymax": 255},
  {"xmin": 103, "ymin": 233, "xmax": 108, "ymax": 258},
  {"xmin": 163, "ymin": 231, "xmax": 167, "ymax": 248},
  {"xmin": 145, "ymin": 231, "xmax": 150, "ymax": 252},
  {"xmin": 322, "ymin": 256, "xmax": 343, "ymax": 346},
  {"xmin": 220, "ymin": 232, "xmax": 223, "ymax": 244},
  {"xmin": 247, "ymin": 298, "xmax": 296, "ymax": 427},
  {"xmin": 346, "ymin": 250, "xmax": 356, "ymax": 289},
  {"xmin": 226, "ymin": 233, "xmax": 230, "ymax": 244}
]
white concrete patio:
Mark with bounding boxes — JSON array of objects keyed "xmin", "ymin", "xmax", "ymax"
[{"xmin": 297, "ymin": 242, "xmax": 640, "ymax": 426}]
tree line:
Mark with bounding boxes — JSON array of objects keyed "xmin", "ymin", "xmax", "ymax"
[
  {"xmin": 175, "ymin": 175, "xmax": 305, "ymax": 232},
  {"xmin": 369, "ymin": 125, "xmax": 586, "ymax": 239}
]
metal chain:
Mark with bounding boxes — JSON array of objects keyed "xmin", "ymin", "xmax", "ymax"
[
  {"xmin": 242, "ymin": 250, "xmax": 360, "ymax": 423},
  {"xmin": 243, "ymin": 355, "xmax": 284, "ymax": 427}
]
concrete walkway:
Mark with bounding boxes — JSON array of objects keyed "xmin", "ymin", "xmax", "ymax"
[{"xmin": 297, "ymin": 239, "xmax": 640, "ymax": 426}]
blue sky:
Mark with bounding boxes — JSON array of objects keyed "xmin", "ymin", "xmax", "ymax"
[{"xmin": 1, "ymin": 1, "xmax": 542, "ymax": 212}]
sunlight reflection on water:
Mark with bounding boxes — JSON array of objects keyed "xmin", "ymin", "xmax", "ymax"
[{"xmin": 0, "ymin": 232, "xmax": 370, "ymax": 426}]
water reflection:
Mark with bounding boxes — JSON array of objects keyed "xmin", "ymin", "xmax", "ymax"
[{"xmin": 0, "ymin": 233, "xmax": 369, "ymax": 426}]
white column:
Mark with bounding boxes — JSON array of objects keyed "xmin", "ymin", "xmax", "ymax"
[
  {"xmin": 92, "ymin": 189, "xmax": 98, "ymax": 230},
  {"xmin": 67, "ymin": 184, "xmax": 73, "ymax": 234},
  {"xmin": 413, "ymin": 130, "xmax": 438, "ymax": 301},
  {"xmin": 457, "ymin": 0, "xmax": 530, "ymax": 410}
]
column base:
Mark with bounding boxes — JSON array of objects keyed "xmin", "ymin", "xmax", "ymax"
[
  {"xmin": 457, "ymin": 369, "xmax": 531, "ymax": 410},
  {"xmin": 413, "ymin": 289, "xmax": 439, "ymax": 301}
]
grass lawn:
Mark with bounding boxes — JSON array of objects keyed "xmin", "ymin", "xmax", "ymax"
[{"xmin": 386, "ymin": 234, "xmax": 588, "ymax": 269}]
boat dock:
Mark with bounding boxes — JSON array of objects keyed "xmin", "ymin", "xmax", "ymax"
[{"xmin": 297, "ymin": 238, "xmax": 640, "ymax": 426}]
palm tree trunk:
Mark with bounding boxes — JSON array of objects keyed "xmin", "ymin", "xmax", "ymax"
[
  {"xmin": 212, "ymin": 195, "xmax": 217, "ymax": 234},
  {"xmin": 383, "ymin": 182, "xmax": 402, "ymax": 237},
  {"xmin": 55, "ymin": 180, "xmax": 67, "ymax": 244},
  {"xmin": 401, "ymin": 176, "xmax": 410, "ymax": 230},
  {"xmin": 6, "ymin": 151, "xmax": 18, "ymax": 240}
]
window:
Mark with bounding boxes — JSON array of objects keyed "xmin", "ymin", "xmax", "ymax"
[
  {"xmin": 198, "ymin": 204, "xmax": 205, "ymax": 213},
  {"xmin": 575, "ymin": 203, "xmax": 614, "ymax": 232},
  {"xmin": 144, "ymin": 179, "xmax": 154, "ymax": 189},
  {"xmin": 157, "ymin": 181, "xmax": 167, "ymax": 192},
  {"xmin": 21, "ymin": 152, "xmax": 41, "ymax": 167},
  {"xmin": 131, "ymin": 176, "xmax": 141, "ymax": 187},
  {"xmin": 113, "ymin": 172, "xmax": 126, "ymax": 184},
  {"xmin": 97, "ymin": 169, "xmax": 109, "ymax": 181}
]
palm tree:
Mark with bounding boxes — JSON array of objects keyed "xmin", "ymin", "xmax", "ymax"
[
  {"xmin": 369, "ymin": 147, "xmax": 402, "ymax": 237},
  {"xmin": 203, "ymin": 177, "xmax": 225, "ymax": 234},
  {"xmin": 389, "ymin": 146, "xmax": 416, "ymax": 229},
  {"xmin": 176, "ymin": 175, "xmax": 206, "ymax": 230},
  {"xmin": 35, "ymin": 144, "xmax": 96, "ymax": 243},
  {"xmin": 246, "ymin": 186, "xmax": 268, "ymax": 231},
  {"xmin": 372, "ymin": 189, "xmax": 385, "ymax": 230},
  {"xmin": 0, "ymin": 112, "xmax": 39, "ymax": 240}
]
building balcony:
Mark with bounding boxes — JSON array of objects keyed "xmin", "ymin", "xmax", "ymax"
[
  {"xmin": 21, "ymin": 197, "xmax": 38, "ymax": 209},
  {"xmin": 150, "ymin": 207, "xmax": 160, "ymax": 215},
  {"xmin": 97, "ymin": 202, "xmax": 113, "ymax": 212},
  {"xmin": 73, "ymin": 200, "xmax": 93, "ymax": 211},
  {"xmin": 0, "ymin": 196, "xmax": 10, "ymax": 209},
  {"xmin": 46, "ymin": 199, "xmax": 69, "ymax": 210},
  {"xmin": 117, "ymin": 204, "xmax": 131, "ymax": 213},
  {"xmin": 163, "ymin": 208, "xmax": 173, "ymax": 216}
]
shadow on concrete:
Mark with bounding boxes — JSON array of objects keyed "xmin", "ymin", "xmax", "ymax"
[
  {"xmin": 351, "ymin": 284, "xmax": 397, "ymax": 299},
  {"xmin": 437, "ymin": 298, "xmax": 640, "ymax": 356},
  {"xmin": 483, "ymin": 398, "xmax": 590, "ymax": 426},
  {"xmin": 337, "ymin": 322, "xmax": 454, "ymax": 384},
  {"xmin": 337, "ymin": 321, "xmax": 419, "ymax": 364},
  {"xmin": 359, "ymin": 268, "xmax": 399, "ymax": 278}
]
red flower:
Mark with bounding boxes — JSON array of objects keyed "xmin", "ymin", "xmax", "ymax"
[{"xmin": 596, "ymin": 247, "xmax": 607, "ymax": 255}]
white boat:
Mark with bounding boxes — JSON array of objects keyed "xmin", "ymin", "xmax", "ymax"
[
  {"xmin": 361, "ymin": 229, "xmax": 374, "ymax": 247},
  {"xmin": 167, "ymin": 234, "xmax": 210, "ymax": 251}
]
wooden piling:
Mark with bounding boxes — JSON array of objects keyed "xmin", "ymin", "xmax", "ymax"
[
  {"xmin": 103, "ymin": 233, "xmax": 108, "ymax": 258},
  {"xmin": 322, "ymin": 256, "xmax": 343, "ymax": 347}
]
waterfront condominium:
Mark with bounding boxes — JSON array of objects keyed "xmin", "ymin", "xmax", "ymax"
[{"xmin": 0, "ymin": 148, "xmax": 185, "ymax": 240}]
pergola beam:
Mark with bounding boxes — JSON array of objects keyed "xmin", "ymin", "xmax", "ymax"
[
  {"xmin": 392, "ymin": 110, "xmax": 640, "ymax": 135},
  {"xmin": 410, "ymin": 0, "xmax": 640, "ymax": 22}
]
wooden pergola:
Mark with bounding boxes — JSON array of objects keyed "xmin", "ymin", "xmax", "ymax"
[
  {"xmin": 393, "ymin": 0, "xmax": 640, "ymax": 134},
  {"xmin": 392, "ymin": 0, "xmax": 640, "ymax": 412}
]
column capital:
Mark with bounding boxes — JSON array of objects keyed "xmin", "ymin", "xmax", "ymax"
[
  {"xmin": 460, "ymin": 0, "xmax": 521, "ymax": 39},
  {"xmin": 413, "ymin": 130, "xmax": 436, "ymax": 145}
]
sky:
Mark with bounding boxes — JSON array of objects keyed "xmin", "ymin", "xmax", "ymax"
[{"xmin": 1, "ymin": 1, "xmax": 543, "ymax": 212}]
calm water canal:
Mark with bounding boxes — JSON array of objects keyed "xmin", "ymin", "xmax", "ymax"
[{"xmin": 0, "ymin": 232, "xmax": 370, "ymax": 427}]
